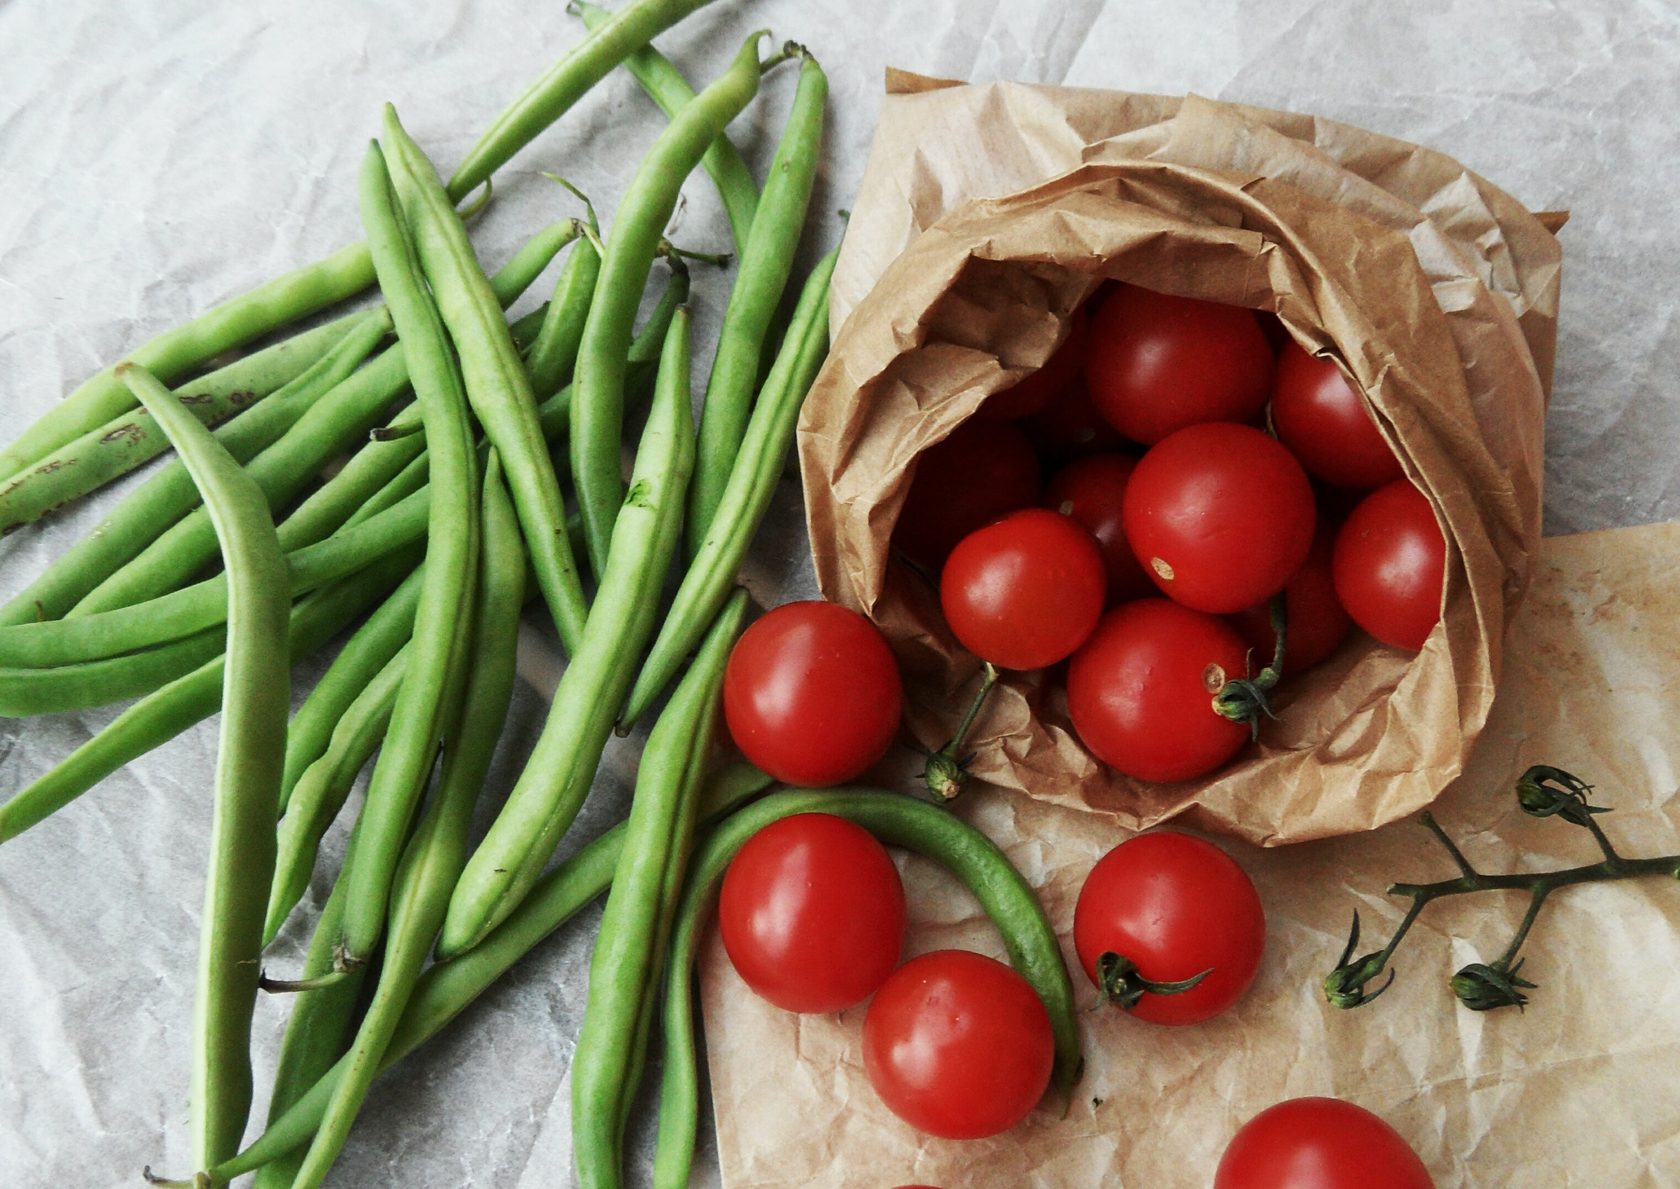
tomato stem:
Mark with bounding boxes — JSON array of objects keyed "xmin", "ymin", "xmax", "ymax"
[
  {"xmin": 922, "ymin": 662, "xmax": 999, "ymax": 802},
  {"xmin": 1323, "ymin": 766, "xmax": 1680, "ymax": 1013},
  {"xmin": 1212, "ymin": 592, "xmax": 1287, "ymax": 736},
  {"xmin": 1094, "ymin": 951, "xmax": 1212, "ymax": 1012}
]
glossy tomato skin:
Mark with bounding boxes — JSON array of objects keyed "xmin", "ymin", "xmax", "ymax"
[
  {"xmin": 1084, "ymin": 284, "xmax": 1274, "ymax": 445},
  {"xmin": 718, "ymin": 814, "xmax": 906, "ymax": 1013},
  {"xmin": 723, "ymin": 602, "xmax": 903, "ymax": 787},
  {"xmin": 1332, "ymin": 481, "xmax": 1445, "ymax": 652},
  {"xmin": 862, "ymin": 950, "xmax": 1054, "ymax": 1140},
  {"xmin": 978, "ymin": 305, "xmax": 1090, "ymax": 421},
  {"xmin": 1230, "ymin": 523, "xmax": 1353, "ymax": 674},
  {"xmin": 1215, "ymin": 1097, "xmax": 1436, "ymax": 1189},
  {"xmin": 1123, "ymin": 423, "xmax": 1317, "ymax": 614},
  {"xmin": 1073, "ymin": 832, "xmax": 1265, "ymax": 1025},
  {"xmin": 894, "ymin": 420, "xmax": 1042, "ymax": 572},
  {"xmin": 1271, "ymin": 340, "xmax": 1404, "ymax": 490},
  {"xmin": 1067, "ymin": 600, "xmax": 1251, "ymax": 782},
  {"xmin": 1045, "ymin": 454, "xmax": 1154, "ymax": 604},
  {"xmin": 940, "ymin": 509, "xmax": 1107, "ymax": 670}
]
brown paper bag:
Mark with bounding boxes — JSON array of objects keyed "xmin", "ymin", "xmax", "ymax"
[{"xmin": 798, "ymin": 79, "xmax": 1563, "ymax": 844}]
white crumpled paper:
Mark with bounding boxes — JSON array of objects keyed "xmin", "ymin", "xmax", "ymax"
[{"xmin": 3, "ymin": 1, "xmax": 1679, "ymax": 1187}]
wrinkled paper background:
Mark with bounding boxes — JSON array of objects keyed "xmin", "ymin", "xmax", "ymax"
[{"xmin": 3, "ymin": 1, "xmax": 1680, "ymax": 1186}]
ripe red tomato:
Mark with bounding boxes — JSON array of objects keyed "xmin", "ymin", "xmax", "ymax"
[
  {"xmin": 1215, "ymin": 1097, "xmax": 1436, "ymax": 1189},
  {"xmin": 718, "ymin": 814, "xmax": 906, "ymax": 1013},
  {"xmin": 1073, "ymin": 832, "xmax": 1265, "ymax": 1025},
  {"xmin": 1123, "ymin": 423, "xmax": 1316, "ymax": 614},
  {"xmin": 723, "ymin": 602, "xmax": 903, "ymax": 787},
  {"xmin": 1271, "ymin": 340, "xmax": 1403, "ymax": 490},
  {"xmin": 1023, "ymin": 381, "xmax": 1132, "ymax": 462},
  {"xmin": 1332, "ymin": 481, "xmax": 1445, "ymax": 652},
  {"xmin": 862, "ymin": 950, "xmax": 1054, "ymax": 1140},
  {"xmin": 1084, "ymin": 284, "xmax": 1273, "ymax": 445},
  {"xmin": 977, "ymin": 305, "xmax": 1090, "ymax": 421},
  {"xmin": 1066, "ymin": 600, "xmax": 1251, "ymax": 782},
  {"xmin": 1044, "ymin": 454, "xmax": 1154, "ymax": 604},
  {"xmin": 1230, "ymin": 523, "xmax": 1352, "ymax": 674},
  {"xmin": 894, "ymin": 420, "xmax": 1042, "ymax": 571},
  {"xmin": 940, "ymin": 509, "xmax": 1106, "ymax": 670}
]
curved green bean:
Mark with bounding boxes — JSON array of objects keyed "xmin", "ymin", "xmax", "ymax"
[
  {"xmin": 525, "ymin": 196, "xmax": 601, "ymax": 400},
  {"xmin": 573, "ymin": 588, "xmax": 747, "ymax": 1189},
  {"xmin": 118, "ymin": 363, "xmax": 291, "ymax": 1170},
  {"xmin": 653, "ymin": 788, "xmax": 1083, "ymax": 1188},
  {"xmin": 439, "ymin": 305, "xmax": 697, "ymax": 957},
  {"xmin": 571, "ymin": 32, "xmax": 778, "ymax": 576},
  {"xmin": 623, "ymin": 247, "xmax": 836, "ymax": 728}
]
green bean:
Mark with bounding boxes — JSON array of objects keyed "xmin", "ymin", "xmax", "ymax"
[
  {"xmin": 382, "ymin": 107, "xmax": 588, "ymax": 655},
  {"xmin": 117, "ymin": 363, "xmax": 291, "ymax": 1169},
  {"xmin": 439, "ymin": 305, "xmax": 697, "ymax": 957},
  {"xmin": 266, "ymin": 645, "xmax": 407, "ymax": 944},
  {"xmin": 333, "ymin": 142, "xmax": 483, "ymax": 971},
  {"xmin": 623, "ymin": 248, "xmax": 836, "ymax": 729},
  {"xmin": 195, "ymin": 763, "xmax": 772, "ymax": 1187},
  {"xmin": 571, "ymin": 32, "xmax": 779, "ymax": 576},
  {"xmin": 0, "ymin": 315, "xmax": 368, "ymax": 535},
  {"xmin": 574, "ymin": 1, "xmax": 759, "ymax": 254},
  {"xmin": 0, "ymin": 549, "xmax": 416, "ymax": 845},
  {"xmin": 688, "ymin": 51, "xmax": 826, "ymax": 554},
  {"xmin": 653, "ymin": 788, "xmax": 1083, "ymax": 1188},
  {"xmin": 525, "ymin": 193, "xmax": 601, "ymax": 400},
  {"xmin": 289, "ymin": 454, "xmax": 526, "ymax": 1189}
]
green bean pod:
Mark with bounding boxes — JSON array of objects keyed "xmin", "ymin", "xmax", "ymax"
[
  {"xmin": 574, "ymin": 0, "xmax": 759, "ymax": 254},
  {"xmin": 571, "ymin": 32, "xmax": 776, "ymax": 576},
  {"xmin": 623, "ymin": 246, "xmax": 836, "ymax": 728},
  {"xmin": 525, "ymin": 206, "xmax": 602, "ymax": 400},
  {"xmin": 573, "ymin": 588, "xmax": 747, "ymax": 1189},
  {"xmin": 439, "ymin": 305, "xmax": 697, "ymax": 957},
  {"xmin": 334, "ymin": 142, "xmax": 483, "ymax": 970},
  {"xmin": 687, "ymin": 50, "xmax": 826, "ymax": 554},
  {"xmin": 382, "ymin": 106, "xmax": 589, "ymax": 654},
  {"xmin": 653, "ymin": 788, "xmax": 1083, "ymax": 1188},
  {"xmin": 287, "ymin": 454, "xmax": 527, "ymax": 1189},
  {"xmin": 195, "ymin": 762, "xmax": 772, "ymax": 1187},
  {"xmin": 117, "ymin": 363, "xmax": 291, "ymax": 1169}
]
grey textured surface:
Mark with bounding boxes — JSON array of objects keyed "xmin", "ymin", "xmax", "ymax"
[{"xmin": 2, "ymin": 0, "xmax": 1677, "ymax": 1185}]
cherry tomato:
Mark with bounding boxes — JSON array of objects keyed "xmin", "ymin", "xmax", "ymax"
[
  {"xmin": 894, "ymin": 420, "xmax": 1042, "ymax": 571},
  {"xmin": 862, "ymin": 950, "xmax": 1054, "ymax": 1140},
  {"xmin": 1073, "ymin": 832, "xmax": 1265, "ymax": 1025},
  {"xmin": 977, "ymin": 305, "xmax": 1090, "ymax": 421},
  {"xmin": 1084, "ymin": 284, "xmax": 1273, "ymax": 445},
  {"xmin": 723, "ymin": 602, "xmax": 903, "ymax": 787},
  {"xmin": 1215, "ymin": 1097, "xmax": 1436, "ymax": 1189},
  {"xmin": 1271, "ymin": 340, "xmax": 1403, "ymax": 490},
  {"xmin": 1044, "ymin": 454, "xmax": 1154, "ymax": 604},
  {"xmin": 718, "ymin": 814, "xmax": 906, "ymax": 1013},
  {"xmin": 1123, "ymin": 423, "xmax": 1316, "ymax": 614},
  {"xmin": 1023, "ymin": 381, "xmax": 1133, "ymax": 462},
  {"xmin": 1332, "ymin": 481, "xmax": 1444, "ymax": 652},
  {"xmin": 940, "ymin": 509, "xmax": 1106, "ymax": 670},
  {"xmin": 1066, "ymin": 599, "xmax": 1250, "ymax": 782},
  {"xmin": 1230, "ymin": 522, "xmax": 1352, "ymax": 674}
]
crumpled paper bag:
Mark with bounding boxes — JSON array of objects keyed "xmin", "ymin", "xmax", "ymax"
[
  {"xmin": 703, "ymin": 519, "xmax": 1680, "ymax": 1186},
  {"xmin": 797, "ymin": 76, "xmax": 1564, "ymax": 845}
]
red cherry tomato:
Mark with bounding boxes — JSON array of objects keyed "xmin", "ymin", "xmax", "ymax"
[
  {"xmin": 862, "ymin": 950, "xmax": 1054, "ymax": 1140},
  {"xmin": 978, "ymin": 305, "xmax": 1090, "ymax": 421},
  {"xmin": 1066, "ymin": 599, "xmax": 1250, "ymax": 782},
  {"xmin": 1332, "ymin": 481, "xmax": 1445, "ymax": 652},
  {"xmin": 1123, "ymin": 423, "xmax": 1316, "ymax": 614},
  {"xmin": 1073, "ymin": 832, "xmax": 1265, "ymax": 1025},
  {"xmin": 1023, "ymin": 381, "xmax": 1133, "ymax": 462},
  {"xmin": 723, "ymin": 602, "xmax": 903, "ymax": 787},
  {"xmin": 718, "ymin": 814, "xmax": 906, "ymax": 1013},
  {"xmin": 1084, "ymin": 284, "xmax": 1273, "ymax": 445},
  {"xmin": 940, "ymin": 509, "xmax": 1107, "ymax": 670},
  {"xmin": 1230, "ymin": 523, "xmax": 1353, "ymax": 674},
  {"xmin": 894, "ymin": 420, "xmax": 1042, "ymax": 571},
  {"xmin": 1215, "ymin": 1097, "xmax": 1436, "ymax": 1189},
  {"xmin": 1271, "ymin": 340, "xmax": 1404, "ymax": 490},
  {"xmin": 1044, "ymin": 454, "xmax": 1154, "ymax": 604}
]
